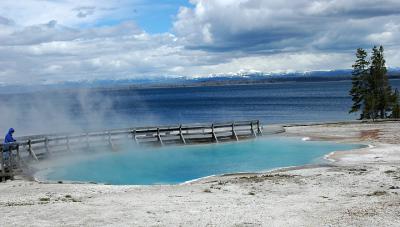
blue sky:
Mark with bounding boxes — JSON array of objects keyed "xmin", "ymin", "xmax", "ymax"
[
  {"xmin": 134, "ymin": 0, "xmax": 191, "ymax": 33},
  {"xmin": 94, "ymin": 0, "xmax": 191, "ymax": 33},
  {"xmin": 1, "ymin": 0, "xmax": 400, "ymax": 85}
]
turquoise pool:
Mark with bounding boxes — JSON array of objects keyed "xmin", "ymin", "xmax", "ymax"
[{"xmin": 43, "ymin": 137, "xmax": 363, "ymax": 185}]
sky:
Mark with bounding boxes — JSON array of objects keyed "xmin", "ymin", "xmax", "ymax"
[{"xmin": 1, "ymin": 0, "xmax": 400, "ymax": 85}]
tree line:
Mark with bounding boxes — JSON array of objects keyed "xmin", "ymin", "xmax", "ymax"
[{"xmin": 349, "ymin": 46, "xmax": 400, "ymax": 120}]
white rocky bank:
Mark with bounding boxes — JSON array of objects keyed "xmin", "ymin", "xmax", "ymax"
[{"xmin": 1, "ymin": 122, "xmax": 400, "ymax": 226}]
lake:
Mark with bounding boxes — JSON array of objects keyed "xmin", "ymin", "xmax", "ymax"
[{"xmin": 2, "ymin": 79, "xmax": 399, "ymax": 135}]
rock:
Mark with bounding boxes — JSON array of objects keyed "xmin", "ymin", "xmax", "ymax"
[{"xmin": 389, "ymin": 186, "xmax": 400, "ymax": 190}]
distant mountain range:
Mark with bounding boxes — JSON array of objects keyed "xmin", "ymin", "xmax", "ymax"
[
  {"xmin": 1, "ymin": 68, "xmax": 400, "ymax": 94},
  {"xmin": 51, "ymin": 68, "xmax": 400, "ymax": 89},
  {"xmin": 190, "ymin": 68, "xmax": 400, "ymax": 84}
]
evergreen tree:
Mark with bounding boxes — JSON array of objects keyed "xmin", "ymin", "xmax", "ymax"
[
  {"xmin": 369, "ymin": 46, "xmax": 392, "ymax": 119},
  {"xmin": 391, "ymin": 89, "xmax": 400, "ymax": 119},
  {"xmin": 349, "ymin": 48, "xmax": 369, "ymax": 117},
  {"xmin": 364, "ymin": 92, "xmax": 379, "ymax": 120},
  {"xmin": 349, "ymin": 45, "xmax": 397, "ymax": 120}
]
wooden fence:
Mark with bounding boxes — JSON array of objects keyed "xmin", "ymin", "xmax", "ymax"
[{"xmin": 0, "ymin": 120, "xmax": 263, "ymax": 181}]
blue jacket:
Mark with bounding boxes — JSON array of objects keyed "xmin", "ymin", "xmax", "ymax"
[{"xmin": 4, "ymin": 128, "xmax": 16, "ymax": 144}]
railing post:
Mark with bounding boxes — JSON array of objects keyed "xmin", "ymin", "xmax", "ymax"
[
  {"xmin": 232, "ymin": 122, "xmax": 238, "ymax": 141},
  {"xmin": 86, "ymin": 133, "xmax": 90, "ymax": 148},
  {"xmin": 257, "ymin": 120, "xmax": 262, "ymax": 136},
  {"xmin": 132, "ymin": 130, "xmax": 138, "ymax": 144},
  {"xmin": 16, "ymin": 144, "xmax": 21, "ymax": 169},
  {"xmin": 250, "ymin": 122, "xmax": 256, "ymax": 137},
  {"xmin": 1, "ymin": 145, "xmax": 4, "ymax": 182},
  {"xmin": 28, "ymin": 140, "xmax": 39, "ymax": 161},
  {"xmin": 212, "ymin": 124, "xmax": 219, "ymax": 143},
  {"xmin": 108, "ymin": 131, "xmax": 118, "ymax": 151},
  {"xmin": 66, "ymin": 136, "xmax": 71, "ymax": 152},
  {"xmin": 108, "ymin": 131, "xmax": 111, "ymax": 145},
  {"xmin": 9, "ymin": 145, "xmax": 13, "ymax": 179},
  {"xmin": 157, "ymin": 128, "xmax": 164, "ymax": 146},
  {"xmin": 179, "ymin": 125, "xmax": 186, "ymax": 144},
  {"xmin": 45, "ymin": 137, "xmax": 50, "ymax": 154},
  {"xmin": 28, "ymin": 140, "xmax": 32, "ymax": 159}
]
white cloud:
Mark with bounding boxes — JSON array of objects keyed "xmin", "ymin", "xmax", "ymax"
[
  {"xmin": 0, "ymin": 0, "xmax": 140, "ymax": 27},
  {"xmin": 173, "ymin": 0, "xmax": 400, "ymax": 52},
  {"xmin": 1, "ymin": 0, "xmax": 400, "ymax": 85}
]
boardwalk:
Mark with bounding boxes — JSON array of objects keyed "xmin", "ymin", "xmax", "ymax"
[{"xmin": 1, "ymin": 120, "xmax": 269, "ymax": 180}]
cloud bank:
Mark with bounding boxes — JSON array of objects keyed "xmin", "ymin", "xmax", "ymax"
[{"xmin": 1, "ymin": 0, "xmax": 400, "ymax": 85}]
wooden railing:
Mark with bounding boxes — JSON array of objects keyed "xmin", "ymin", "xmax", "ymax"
[
  {"xmin": 0, "ymin": 144, "xmax": 21, "ymax": 181},
  {"xmin": 0, "ymin": 120, "xmax": 263, "ymax": 180}
]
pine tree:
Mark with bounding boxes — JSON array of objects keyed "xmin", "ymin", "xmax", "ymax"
[
  {"xmin": 349, "ymin": 45, "xmax": 397, "ymax": 120},
  {"xmin": 364, "ymin": 92, "xmax": 379, "ymax": 120},
  {"xmin": 391, "ymin": 89, "xmax": 400, "ymax": 119},
  {"xmin": 369, "ymin": 45, "xmax": 392, "ymax": 119},
  {"xmin": 349, "ymin": 48, "xmax": 369, "ymax": 118}
]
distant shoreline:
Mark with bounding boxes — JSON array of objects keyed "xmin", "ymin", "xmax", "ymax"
[{"xmin": 2, "ymin": 75, "xmax": 400, "ymax": 96}]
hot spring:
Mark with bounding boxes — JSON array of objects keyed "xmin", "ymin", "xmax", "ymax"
[{"xmin": 39, "ymin": 136, "xmax": 363, "ymax": 185}]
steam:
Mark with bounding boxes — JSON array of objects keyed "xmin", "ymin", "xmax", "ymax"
[{"xmin": 0, "ymin": 88, "xmax": 160, "ymax": 137}]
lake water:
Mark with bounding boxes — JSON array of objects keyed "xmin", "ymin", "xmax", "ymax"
[
  {"xmin": 44, "ymin": 137, "xmax": 363, "ymax": 185},
  {"xmin": 1, "ymin": 79, "xmax": 400, "ymax": 135}
]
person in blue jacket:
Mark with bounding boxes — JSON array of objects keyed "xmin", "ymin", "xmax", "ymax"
[
  {"xmin": 4, "ymin": 128, "xmax": 16, "ymax": 144},
  {"xmin": 3, "ymin": 128, "xmax": 17, "ymax": 160}
]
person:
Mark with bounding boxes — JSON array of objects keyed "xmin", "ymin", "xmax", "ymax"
[
  {"xmin": 4, "ymin": 128, "xmax": 16, "ymax": 144},
  {"xmin": 3, "ymin": 128, "xmax": 17, "ymax": 161}
]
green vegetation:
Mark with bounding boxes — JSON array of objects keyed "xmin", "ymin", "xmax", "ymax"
[
  {"xmin": 349, "ymin": 46, "xmax": 400, "ymax": 120},
  {"xmin": 392, "ymin": 89, "xmax": 400, "ymax": 119}
]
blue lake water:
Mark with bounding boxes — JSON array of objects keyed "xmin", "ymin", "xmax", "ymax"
[
  {"xmin": 0, "ymin": 80, "xmax": 400, "ymax": 136},
  {"xmin": 44, "ymin": 137, "xmax": 363, "ymax": 185},
  {"xmin": 1, "ymin": 80, "xmax": 400, "ymax": 135}
]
